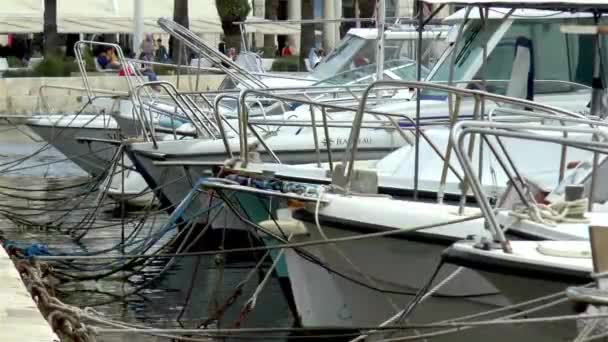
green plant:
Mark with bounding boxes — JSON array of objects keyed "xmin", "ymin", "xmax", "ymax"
[
  {"xmin": 215, "ymin": 0, "xmax": 250, "ymax": 20},
  {"xmin": 3, "ymin": 55, "xmax": 80, "ymax": 77},
  {"xmin": 3, "ymin": 69, "xmax": 35, "ymax": 78},
  {"xmin": 33, "ymin": 54, "xmax": 79, "ymax": 77},
  {"xmin": 262, "ymin": 46, "xmax": 277, "ymax": 58},
  {"xmin": 154, "ymin": 64, "xmax": 176, "ymax": 76},
  {"xmin": 6, "ymin": 56, "xmax": 24, "ymax": 67},
  {"xmin": 81, "ymin": 48, "xmax": 97, "ymax": 72},
  {"xmin": 271, "ymin": 56, "xmax": 301, "ymax": 72}
]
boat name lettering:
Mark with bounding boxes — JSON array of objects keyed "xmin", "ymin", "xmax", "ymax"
[{"xmin": 322, "ymin": 137, "xmax": 372, "ymax": 146}]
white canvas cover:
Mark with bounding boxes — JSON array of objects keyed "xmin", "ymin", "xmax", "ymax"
[{"xmin": 423, "ymin": 0, "xmax": 608, "ymax": 10}]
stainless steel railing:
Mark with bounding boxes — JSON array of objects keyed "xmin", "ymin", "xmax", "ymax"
[{"xmin": 451, "ymin": 120, "xmax": 608, "ymax": 253}]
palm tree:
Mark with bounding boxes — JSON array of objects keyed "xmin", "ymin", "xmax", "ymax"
[
  {"xmin": 43, "ymin": 0, "xmax": 58, "ymax": 56},
  {"xmin": 170, "ymin": 0, "xmax": 189, "ymax": 62},
  {"xmin": 215, "ymin": 0, "xmax": 250, "ymax": 53},
  {"xmin": 358, "ymin": 0, "xmax": 376, "ymax": 27},
  {"xmin": 263, "ymin": 0, "xmax": 279, "ymax": 56},
  {"xmin": 299, "ymin": 0, "xmax": 314, "ymax": 69}
]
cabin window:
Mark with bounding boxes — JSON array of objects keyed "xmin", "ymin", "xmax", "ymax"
[
  {"xmin": 427, "ymin": 19, "xmax": 605, "ymax": 97},
  {"xmin": 473, "ymin": 21, "xmax": 571, "ymax": 94},
  {"xmin": 427, "ymin": 20, "xmax": 503, "ymax": 86},
  {"xmin": 311, "ymin": 35, "xmax": 369, "ymax": 80}
]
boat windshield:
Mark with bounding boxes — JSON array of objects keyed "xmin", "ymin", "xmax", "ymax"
[
  {"xmin": 426, "ymin": 18, "xmax": 608, "ymax": 96},
  {"xmin": 311, "ymin": 34, "xmax": 415, "ymax": 80},
  {"xmin": 313, "ymin": 58, "xmax": 429, "ymax": 86}
]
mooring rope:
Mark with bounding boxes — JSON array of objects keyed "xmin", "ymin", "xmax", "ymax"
[{"xmin": 509, "ymin": 198, "xmax": 590, "ymax": 225}]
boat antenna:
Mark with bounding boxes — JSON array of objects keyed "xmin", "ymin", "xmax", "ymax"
[
  {"xmin": 591, "ymin": 19, "xmax": 607, "ymax": 118},
  {"xmin": 375, "ymin": 0, "xmax": 386, "ymax": 81}
]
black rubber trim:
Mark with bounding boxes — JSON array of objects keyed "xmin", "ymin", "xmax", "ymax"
[
  {"xmin": 125, "ymin": 145, "xmax": 175, "ymax": 214},
  {"xmin": 130, "ymin": 148, "xmax": 168, "ymax": 161},
  {"xmin": 506, "ymin": 228, "xmax": 547, "ymax": 241},
  {"xmin": 442, "ymin": 246, "xmax": 592, "ymax": 284}
]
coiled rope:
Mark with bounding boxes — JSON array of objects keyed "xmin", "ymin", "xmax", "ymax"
[{"xmin": 509, "ymin": 198, "xmax": 590, "ymax": 225}]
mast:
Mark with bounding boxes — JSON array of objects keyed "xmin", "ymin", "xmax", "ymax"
[
  {"xmin": 133, "ymin": 0, "xmax": 144, "ymax": 55},
  {"xmin": 375, "ymin": 0, "xmax": 386, "ymax": 81}
]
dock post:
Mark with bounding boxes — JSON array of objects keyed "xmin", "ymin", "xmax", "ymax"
[{"xmin": 590, "ymin": 225, "xmax": 608, "ymax": 290}]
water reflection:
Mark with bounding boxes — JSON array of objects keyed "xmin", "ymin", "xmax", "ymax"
[{"xmin": 0, "ymin": 127, "xmax": 292, "ymax": 342}]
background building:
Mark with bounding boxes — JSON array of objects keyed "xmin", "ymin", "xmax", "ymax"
[{"xmin": 256, "ymin": 0, "xmax": 441, "ymax": 56}]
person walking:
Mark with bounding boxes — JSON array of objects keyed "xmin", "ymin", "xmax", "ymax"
[
  {"xmin": 140, "ymin": 34, "xmax": 155, "ymax": 61},
  {"xmin": 227, "ymin": 47, "xmax": 237, "ymax": 61},
  {"xmin": 281, "ymin": 42, "xmax": 293, "ymax": 57},
  {"xmin": 155, "ymin": 38, "xmax": 168, "ymax": 62},
  {"xmin": 218, "ymin": 36, "xmax": 227, "ymax": 55}
]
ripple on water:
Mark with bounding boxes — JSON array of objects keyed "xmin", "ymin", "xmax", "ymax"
[{"xmin": 0, "ymin": 127, "xmax": 292, "ymax": 342}]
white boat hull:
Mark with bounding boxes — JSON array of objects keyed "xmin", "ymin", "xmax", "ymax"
[
  {"xmin": 284, "ymin": 219, "xmax": 505, "ymax": 323},
  {"xmin": 27, "ymin": 122, "xmax": 120, "ymax": 176},
  {"xmin": 27, "ymin": 114, "xmax": 153, "ymax": 206},
  {"xmin": 105, "ymin": 168, "xmax": 156, "ymax": 207},
  {"xmin": 443, "ymin": 241, "xmax": 593, "ymax": 340}
]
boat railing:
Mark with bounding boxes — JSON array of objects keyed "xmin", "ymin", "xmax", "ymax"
[
  {"xmin": 73, "ymin": 41, "xmax": 150, "ymax": 102},
  {"xmin": 127, "ymin": 59, "xmax": 224, "ymax": 75},
  {"xmin": 339, "ymin": 80, "xmax": 587, "ymax": 193},
  {"xmin": 73, "ymin": 40, "xmax": 224, "ymax": 132},
  {"xmin": 133, "ymin": 81, "xmax": 223, "ymax": 147},
  {"xmin": 157, "ymin": 17, "xmax": 268, "ymax": 90},
  {"xmin": 72, "ymin": 40, "xmax": 169, "ymax": 134},
  {"xmin": 451, "ymin": 119, "xmax": 608, "ymax": 253},
  {"xmin": 212, "ymin": 86, "xmax": 410, "ymax": 161},
  {"xmin": 434, "ymin": 79, "xmax": 592, "ymax": 92},
  {"xmin": 127, "ymin": 81, "xmax": 384, "ymax": 152},
  {"xmin": 37, "ymin": 84, "xmax": 128, "ymax": 115},
  {"xmin": 234, "ymin": 85, "xmax": 430, "ymax": 168},
  {"xmin": 325, "ymin": 79, "xmax": 603, "ymax": 252}
]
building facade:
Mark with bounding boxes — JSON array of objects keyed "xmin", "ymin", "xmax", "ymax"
[{"xmin": 256, "ymin": 0, "xmax": 427, "ymax": 54}]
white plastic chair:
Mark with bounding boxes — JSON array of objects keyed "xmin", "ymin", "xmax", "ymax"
[{"xmin": 0, "ymin": 58, "xmax": 8, "ymax": 76}]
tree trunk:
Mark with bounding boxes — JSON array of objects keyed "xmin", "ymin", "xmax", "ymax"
[
  {"xmin": 358, "ymin": 0, "xmax": 375, "ymax": 28},
  {"xmin": 263, "ymin": 0, "xmax": 279, "ymax": 57},
  {"xmin": 170, "ymin": 0, "xmax": 189, "ymax": 63},
  {"xmin": 216, "ymin": 0, "xmax": 250, "ymax": 54},
  {"xmin": 222, "ymin": 23, "xmax": 242, "ymax": 54},
  {"xmin": 299, "ymin": 0, "xmax": 314, "ymax": 70},
  {"xmin": 43, "ymin": 0, "xmax": 58, "ymax": 56}
]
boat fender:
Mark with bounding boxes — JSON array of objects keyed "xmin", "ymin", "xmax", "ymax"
[{"xmin": 258, "ymin": 219, "xmax": 309, "ymax": 237}]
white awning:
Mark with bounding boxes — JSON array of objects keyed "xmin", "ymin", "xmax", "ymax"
[
  {"xmin": 241, "ymin": 17, "xmax": 301, "ymax": 35},
  {"xmin": 0, "ymin": 0, "xmax": 222, "ymax": 34},
  {"xmin": 423, "ymin": 0, "xmax": 608, "ymax": 10}
]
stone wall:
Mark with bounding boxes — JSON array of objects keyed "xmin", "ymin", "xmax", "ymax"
[{"xmin": 0, "ymin": 75, "xmax": 226, "ymax": 115}]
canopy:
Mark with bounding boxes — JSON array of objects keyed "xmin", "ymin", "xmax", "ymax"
[
  {"xmin": 241, "ymin": 18, "xmax": 301, "ymax": 35},
  {"xmin": 0, "ymin": 0, "xmax": 222, "ymax": 34},
  {"xmin": 423, "ymin": 0, "xmax": 608, "ymax": 11},
  {"xmin": 444, "ymin": 8, "xmax": 596, "ymax": 22}
]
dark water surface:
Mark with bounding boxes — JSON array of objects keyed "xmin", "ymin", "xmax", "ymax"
[{"xmin": 0, "ymin": 127, "xmax": 292, "ymax": 342}]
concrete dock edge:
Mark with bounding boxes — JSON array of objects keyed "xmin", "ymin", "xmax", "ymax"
[{"xmin": 0, "ymin": 247, "xmax": 57, "ymax": 342}]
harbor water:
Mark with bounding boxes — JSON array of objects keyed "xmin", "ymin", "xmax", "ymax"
[{"xmin": 0, "ymin": 126, "xmax": 292, "ymax": 342}]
